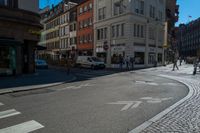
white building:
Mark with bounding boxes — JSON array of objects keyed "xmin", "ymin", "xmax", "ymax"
[{"xmin": 94, "ymin": 0, "xmax": 166, "ymax": 68}]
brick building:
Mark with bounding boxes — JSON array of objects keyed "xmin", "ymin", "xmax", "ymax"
[
  {"xmin": 0, "ymin": 0, "xmax": 42, "ymax": 76},
  {"xmin": 77, "ymin": 0, "xmax": 94, "ymax": 56},
  {"xmin": 176, "ymin": 18, "xmax": 200, "ymax": 57}
]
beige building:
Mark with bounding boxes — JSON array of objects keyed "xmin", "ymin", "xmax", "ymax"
[
  {"xmin": 94, "ymin": 0, "xmax": 166, "ymax": 68},
  {"xmin": 39, "ymin": 2, "xmax": 77, "ymax": 61}
]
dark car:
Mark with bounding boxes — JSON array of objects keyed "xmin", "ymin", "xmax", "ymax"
[{"xmin": 35, "ymin": 59, "xmax": 48, "ymax": 69}]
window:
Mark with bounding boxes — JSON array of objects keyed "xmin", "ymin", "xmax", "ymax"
[
  {"xmin": 135, "ymin": 52, "xmax": 145, "ymax": 65},
  {"xmin": 116, "ymin": 25, "xmax": 120, "ymax": 37},
  {"xmin": 141, "ymin": 25, "xmax": 144, "ymax": 37},
  {"xmin": 114, "ymin": 1, "xmax": 125, "ymax": 16},
  {"xmin": 112, "ymin": 26, "xmax": 115, "ymax": 38},
  {"xmin": 80, "ymin": 7, "xmax": 83, "ymax": 14},
  {"xmin": 97, "ymin": 28, "xmax": 108, "ymax": 40},
  {"xmin": 112, "ymin": 24, "xmax": 125, "ymax": 38},
  {"xmin": 135, "ymin": 0, "xmax": 144, "ymax": 15},
  {"xmin": 89, "ymin": 3, "xmax": 93, "ymax": 10},
  {"xmin": 98, "ymin": 7, "xmax": 106, "ymax": 20},
  {"xmin": 158, "ymin": 11, "xmax": 163, "ymax": 20},
  {"xmin": 84, "ymin": 5, "xmax": 88, "ymax": 12},
  {"xmin": 137, "ymin": 25, "xmax": 140, "ymax": 37},
  {"xmin": 134, "ymin": 24, "xmax": 145, "ymax": 38},
  {"xmin": 121, "ymin": 23, "xmax": 125, "ymax": 36},
  {"xmin": 134, "ymin": 24, "xmax": 137, "ymax": 37},
  {"xmin": 150, "ymin": 5, "xmax": 155, "ymax": 18}
]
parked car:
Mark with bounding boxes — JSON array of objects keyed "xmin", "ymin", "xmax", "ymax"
[
  {"xmin": 35, "ymin": 59, "xmax": 48, "ymax": 69},
  {"xmin": 76, "ymin": 56, "xmax": 105, "ymax": 69}
]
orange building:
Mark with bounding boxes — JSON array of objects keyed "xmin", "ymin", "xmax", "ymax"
[{"xmin": 77, "ymin": 0, "xmax": 94, "ymax": 56}]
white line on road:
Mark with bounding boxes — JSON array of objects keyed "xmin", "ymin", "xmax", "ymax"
[
  {"xmin": 0, "ymin": 109, "xmax": 21, "ymax": 119},
  {"xmin": 0, "ymin": 120, "xmax": 44, "ymax": 133},
  {"xmin": 0, "ymin": 102, "xmax": 4, "ymax": 106},
  {"xmin": 131, "ymin": 101, "xmax": 142, "ymax": 109},
  {"xmin": 107, "ymin": 101, "xmax": 142, "ymax": 111}
]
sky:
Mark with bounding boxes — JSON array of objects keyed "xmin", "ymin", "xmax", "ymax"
[
  {"xmin": 39, "ymin": 0, "xmax": 200, "ymax": 25},
  {"xmin": 176, "ymin": 0, "xmax": 199, "ymax": 25},
  {"xmin": 39, "ymin": 0, "xmax": 61, "ymax": 9}
]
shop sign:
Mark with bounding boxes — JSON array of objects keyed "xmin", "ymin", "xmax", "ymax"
[{"xmin": 28, "ymin": 29, "xmax": 41, "ymax": 35}]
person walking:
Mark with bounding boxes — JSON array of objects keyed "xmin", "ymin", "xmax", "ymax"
[
  {"xmin": 125, "ymin": 56, "xmax": 130, "ymax": 70},
  {"xmin": 179, "ymin": 56, "xmax": 183, "ymax": 66},
  {"xmin": 119, "ymin": 55, "xmax": 124, "ymax": 70},
  {"xmin": 130, "ymin": 57, "xmax": 135, "ymax": 70},
  {"xmin": 172, "ymin": 52, "xmax": 179, "ymax": 71}
]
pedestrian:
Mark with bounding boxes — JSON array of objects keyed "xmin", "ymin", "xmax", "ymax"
[
  {"xmin": 119, "ymin": 54, "xmax": 123, "ymax": 70},
  {"xmin": 125, "ymin": 56, "xmax": 130, "ymax": 70},
  {"xmin": 130, "ymin": 57, "xmax": 135, "ymax": 70},
  {"xmin": 172, "ymin": 52, "xmax": 179, "ymax": 71},
  {"xmin": 179, "ymin": 56, "xmax": 182, "ymax": 66}
]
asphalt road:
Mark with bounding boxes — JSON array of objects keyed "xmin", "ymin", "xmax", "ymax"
[{"xmin": 0, "ymin": 69, "xmax": 188, "ymax": 133}]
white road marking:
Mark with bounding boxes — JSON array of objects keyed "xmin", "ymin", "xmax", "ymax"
[
  {"xmin": 140, "ymin": 97, "xmax": 153, "ymax": 100},
  {"xmin": 162, "ymin": 83, "xmax": 183, "ymax": 86},
  {"xmin": 107, "ymin": 101, "xmax": 142, "ymax": 111},
  {"xmin": 59, "ymin": 83, "xmax": 93, "ymax": 91},
  {"xmin": 135, "ymin": 81, "xmax": 158, "ymax": 86},
  {"xmin": 140, "ymin": 97, "xmax": 173, "ymax": 104},
  {"xmin": 0, "ymin": 102, "xmax": 4, "ymax": 106},
  {"xmin": 131, "ymin": 101, "xmax": 142, "ymax": 109},
  {"xmin": 0, "ymin": 109, "xmax": 21, "ymax": 119},
  {"xmin": 0, "ymin": 120, "xmax": 44, "ymax": 133}
]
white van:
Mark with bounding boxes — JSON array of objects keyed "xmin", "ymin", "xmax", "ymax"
[{"xmin": 76, "ymin": 56, "xmax": 105, "ymax": 69}]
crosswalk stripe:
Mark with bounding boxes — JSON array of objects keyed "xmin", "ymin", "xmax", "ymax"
[
  {"xmin": 0, "ymin": 109, "xmax": 21, "ymax": 119},
  {"xmin": 0, "ymin": 103, "xmax": 4, "ymax": 106},
  {"xmin": 0, "ymin": 120, "xmax": 44, "ymax": 133}
]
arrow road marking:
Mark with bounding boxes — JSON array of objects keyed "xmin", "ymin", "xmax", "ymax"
[
  {"xmin": 0, "ymin": 102, "xmax": 4, "ymax": 106},
  {"xmin": 107, "ymin": 101, "xmax": 142, "ymax": 111}
]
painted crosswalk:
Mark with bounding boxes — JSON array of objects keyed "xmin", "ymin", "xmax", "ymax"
[
  {"xmin": 0, "ymin": 109, "xmax": 21, "ymax": 119},
  {"xmin": 0, "ymin": 102, "xmax": 44, "ymax": 133},
  {"xmin": 0, "ymin": 120, "xmax": 44, "ymax": 133}
]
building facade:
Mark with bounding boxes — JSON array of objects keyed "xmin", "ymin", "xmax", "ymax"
[
  {"xmin": 77, "ymin": 0, "xmax": 94, "ymax": 56},
  {"xmin": 0, "ymin": 0, "xmax": 41, "ymax": 76},
  {"xmin": 165, "ymin": 0, "xmax": 179, "ymax": 61},
  {"xmin": 176, "ymin": 18, "xmax": 200, "ymax": 57},
  {"xmin": 94, "ymin": 0, "xmax": 166, "ymax": 68},
  {"xmin": 41, "ymin": 2, "xmax": 78, "ymax": 61}
]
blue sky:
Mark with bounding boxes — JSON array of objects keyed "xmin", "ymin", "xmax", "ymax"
[
  {"xmin": 177, "ymin": 0, "xmax": 199, "ymax": 25},
  {"xmin": 39, "ymin": 0, "xmax": 199, "ymax": 25},
  {"xmin": 39, "ymin": 0, "xmax": 61, "ymax": 9}
]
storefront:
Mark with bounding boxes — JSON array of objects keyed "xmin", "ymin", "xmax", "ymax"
[
  {"xmin": 0, "ymin": 40, "xmax": 17, "ymax": 76},
  {"xmin": 111, "ymin": 44, "xmax": 125, "ymax": 64}
]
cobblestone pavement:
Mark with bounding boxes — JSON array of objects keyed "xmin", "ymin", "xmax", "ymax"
[{"xmin": 130, "ymin": 65, "xmax": 200, "ymax": 133}]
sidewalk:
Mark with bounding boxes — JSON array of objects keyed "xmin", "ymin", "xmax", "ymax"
[
  {"xmin": 0, "ymin": 68, "xmax": 76, "ymax": 94},
  {"xmin": 130, "ymin": 63, "xmax": 200, "ymax": 133}
]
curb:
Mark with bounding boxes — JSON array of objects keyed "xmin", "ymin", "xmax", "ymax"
[
  {"xmin": 0, "ymin": 76, "xmax": 77, "ymax": 95},
  {"xmin": 129, "ymin": 74, "xmax": 194, "ymax": 133}
]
